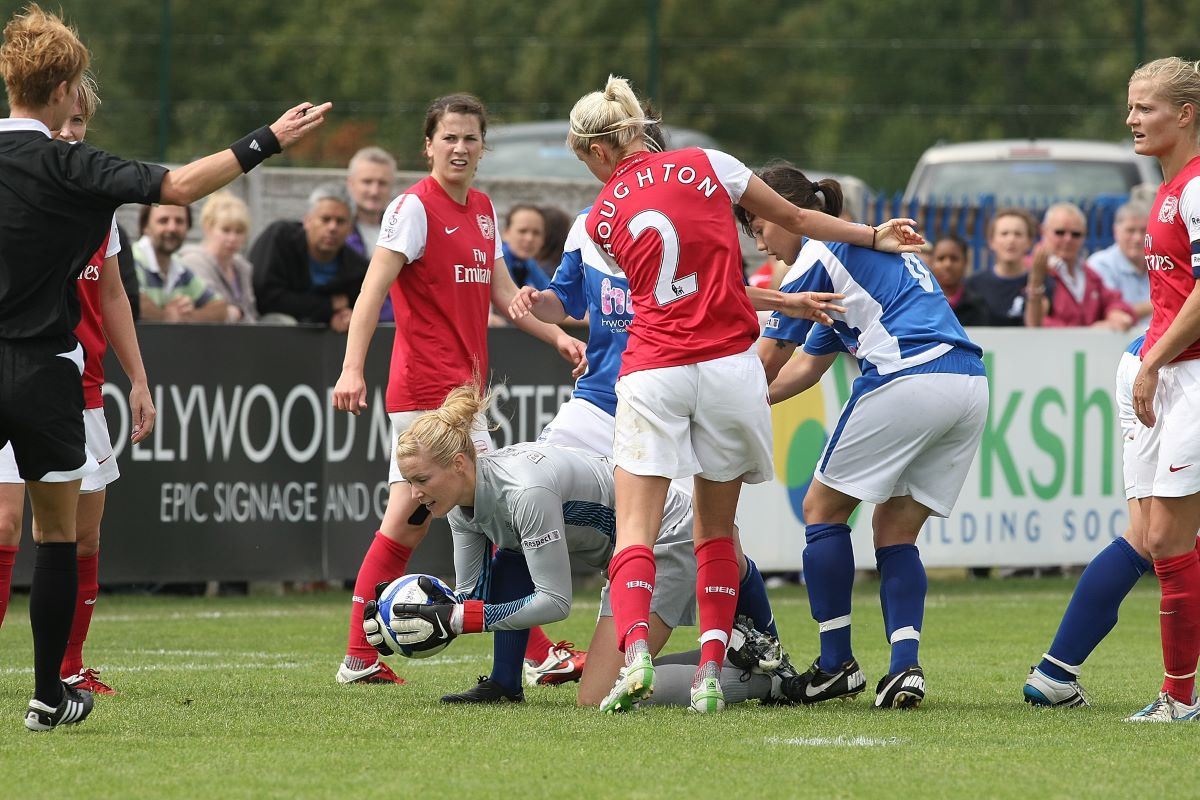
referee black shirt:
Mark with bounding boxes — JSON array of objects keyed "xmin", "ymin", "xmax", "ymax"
[{"xmin": 0, "ymin": 118, "xmax": 167, "ymax": 340}]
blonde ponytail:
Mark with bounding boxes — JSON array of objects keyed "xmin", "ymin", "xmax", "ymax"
[
  {"xmin": 395, "ymin": 382, "xmax": 495, "ymax": 467},
  {"xmin": 567, "ymin": 75, "xmax": 659, "ymax": 158}
]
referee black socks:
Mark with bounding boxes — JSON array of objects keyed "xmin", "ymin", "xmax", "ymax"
[{"xmin": 29, "ymin": 541, "xmax": 77, "ymax": 705}]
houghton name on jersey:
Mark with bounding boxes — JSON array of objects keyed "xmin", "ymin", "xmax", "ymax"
[{"xmin": 585, "ymin": 147, "xmax": 759, "ymax": 376}]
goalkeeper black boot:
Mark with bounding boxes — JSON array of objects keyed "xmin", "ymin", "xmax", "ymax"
[{"xmin": 441, "ymin": 676, "xmax": 524, "ymax": 704}]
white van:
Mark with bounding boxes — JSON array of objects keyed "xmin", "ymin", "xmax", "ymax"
[{"xmin": 903, "ymin": 139, "xmax": 1160, "ymax": 205}]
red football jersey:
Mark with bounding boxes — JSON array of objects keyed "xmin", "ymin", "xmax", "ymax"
[
  {"xmin": 1142, "ymin": 155, "xmax": 1200, "ymax": 363},
  {"xmin": 586, "ymin": 147, "xmax": 759, "ymax": 376},
  {"xmin": 377, "ymin": 176, "xmax": 502, "ymax": 412},
  {"xmin": 76, "ymin": 223, "xmax": 118, "ymax": 409}
]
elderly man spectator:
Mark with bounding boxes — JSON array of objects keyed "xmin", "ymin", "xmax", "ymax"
[
  {"xmin": 1087, "ymin": 201, "xmax": 1153, "ymax": 328},
  {"xmin": 1026, "ymin": 203, "xmax": 1135, "ymax": 331},
  {"xmin": 345, "ymin": 146, "xmax": 396, "ymax": 256},
  {"xmin": 344, "ymin": 146, "xmax": 397, "ymax": 321},
  {"xmin": 134, "ymin": 205, "xmax": 227, "ymax": 323},
  {"xmin": 250, "ymin": 183, "xmax": 367, "ymax": 332}
]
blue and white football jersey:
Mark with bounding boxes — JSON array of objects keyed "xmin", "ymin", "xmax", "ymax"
[
  {"xmin": 548, "ymin": 208, "xmax": 634, "ymax": 415},
  {"xmin": 1126, "ymin": 333, "xmax": 1146, "ymax": 357},
  {"xmin": 764, "ymin": 239, "xmax": 983, "ymax": 378}
]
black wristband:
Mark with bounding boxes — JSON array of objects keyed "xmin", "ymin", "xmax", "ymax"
[{"xmin": 230, "ymin": 125, "xmax": 282, "ymax": 173}]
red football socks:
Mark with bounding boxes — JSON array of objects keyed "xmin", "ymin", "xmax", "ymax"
[
  {"xmin": 0, "ymin": 545, "xmax": 17, "ymax": 628},
  {"xmin": 607, "ymin": 545, "xmax": 655, "ymax": 652},
  {"xmin": 346, "ymin": 531, "xmax": 412, "ymax": 664},
  {"xmin": 61, "ymin": 552, "xmax": 99, "ymax": 677},
  {"xmin": 525, "ymin": 625, "xmax": 555, "ymax": 663},
  {"xmin": 1155, "ymin": 549, "xmax": 1200, "ymax": 703},
  {"xmin": 695, "ymin": 537, "xmax": 739, "ymax": 666}
]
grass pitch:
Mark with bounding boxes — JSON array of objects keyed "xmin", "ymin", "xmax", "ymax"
[{"xmin": 0, "ymin": 577, "xmax": 1193, "ymax": 799}]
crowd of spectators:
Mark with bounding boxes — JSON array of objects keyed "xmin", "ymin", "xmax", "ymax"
[
  {"xmin": 942, "ymin": 201, "xmax": 1143, "ymax": 334},
  {"xmin": 124, "ymin": 150, "xmax": 1147, "ymax": 339},
  {"xmin": 122, "ymin": 145, "xmax": 579, "ymax": 333}
]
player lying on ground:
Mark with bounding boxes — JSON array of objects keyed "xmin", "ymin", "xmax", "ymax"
[
  {"xmin": 362, "ymin": 383, "xmax": 792, "ymax": 710},
  {"xmin": 739, "ymin": 162, "xmax": 988, "ymax": 709}
]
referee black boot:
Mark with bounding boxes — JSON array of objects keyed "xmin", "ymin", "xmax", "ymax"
[{"xmin": 25, "ymin": 683, "xmax": 94, "ymax": 731}]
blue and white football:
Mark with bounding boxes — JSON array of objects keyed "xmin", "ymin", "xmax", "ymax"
[{"xmin": 376, "ymin": 573, "xmax": 457, "ymax": 659}]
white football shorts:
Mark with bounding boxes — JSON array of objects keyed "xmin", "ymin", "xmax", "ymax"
[
  {"xmin": 613, "ymin": 349, "xmax": 773, "ymax": 484},
  {"xmin": 1132, "ymin": 358, "xmax": 1200, "ymax": 498},
  {"xmin": 816, "ymin": 372, "xmax": 988, "ymax": 518}
]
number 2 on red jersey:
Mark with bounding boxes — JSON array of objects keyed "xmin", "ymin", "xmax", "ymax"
[{"xmin": 629, "ymin": 209, "xmax": 697, "ymax": 306}]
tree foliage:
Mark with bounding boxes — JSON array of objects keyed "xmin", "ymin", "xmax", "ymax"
[{"xmin": 0, "ymin": 0, "xmax": 1195, "ymax": 189}]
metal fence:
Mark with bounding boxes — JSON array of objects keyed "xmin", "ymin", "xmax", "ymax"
[{"xmin": 865, "ymin": 193, "xmax": 1130, "ymax": 275}]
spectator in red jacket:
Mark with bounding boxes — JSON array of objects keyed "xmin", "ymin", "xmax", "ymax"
[{"xmin": 1026, "ymin": 203, "xmax": 1135, "ymax": 330}]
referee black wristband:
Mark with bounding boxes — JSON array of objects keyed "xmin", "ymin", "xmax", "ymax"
[{"xmin": 230, "ymin": 126, "xmax": 282, "ymax": 173}]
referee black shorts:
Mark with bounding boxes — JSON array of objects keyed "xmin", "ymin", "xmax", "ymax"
[{"xmin": 0, "ymin": 336, "xmax": 94, "ymax": 482}]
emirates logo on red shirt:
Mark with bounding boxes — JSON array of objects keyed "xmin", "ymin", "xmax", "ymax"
[
  {"xmin": 476, "ymin": 214, "xmax": 495, "ymax": 240},
  {"xmin": 1159, "ymin": 195, "xmax": 1178, "ymax": 224}
]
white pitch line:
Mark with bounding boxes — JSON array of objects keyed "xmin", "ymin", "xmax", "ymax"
[
  {"xmin": 92, "ymin": 608, "xmax": 330, "ymax": 623},
  {"xmin": 0, "ymin": 662, "xmax": 306, "ymax": 675},
  {"xmin": 764, "ymin": 735, "xmax": 901, "ymax": 748}
]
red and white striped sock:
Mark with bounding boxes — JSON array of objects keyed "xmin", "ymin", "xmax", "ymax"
[
  {"xmin": 607, "ymin": 545, "xmax": 655, "ymax": 653},
  {"xmin": 695, "ymin": 537, "xmax": 739, "ymax": 666},
  {"xmin": 1156, "ymin": 549, "xmax": 1200, "ymax": 703}
]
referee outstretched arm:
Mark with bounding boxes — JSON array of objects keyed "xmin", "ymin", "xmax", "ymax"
[{"xmin": 159, "ymin": 101, "xmax": 331, "ymax": 206}]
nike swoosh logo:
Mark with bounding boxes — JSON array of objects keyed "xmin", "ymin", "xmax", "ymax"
[
  {"xmin": 430, "ymin": 614, "xmax": 449, "ymax": 639},
  {"xmin": 444, "ymin": 226, "xmax": 459, "ymax": 234},
  {"xmin": 1161, "ymin": 610, "xmax": 1177, "ymax": 615},
  {"xmin": 804, "ymin": 674, "xmax": 841, "ymax": 697},
  {"xmin": 97, "ymin": 455, "xmax": 112, "ymax": 465},
  {"xmin": 84, "ymin": 598, "xmax": 97, "ymax": 605},
  {"xmin": 1169, "ymin": 464, "xmax": 1193, "ymax": 472}
]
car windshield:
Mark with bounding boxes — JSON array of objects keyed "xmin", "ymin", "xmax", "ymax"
[
  {"xmin": 480, "ymin": 139, "xmax": 591, "ymax": 180},
  {"xmin": 478, "ymin": 124, "xmax": 720, "ymax": 180},
  {"xmin": 915, "ymin": 160, "xmax": 1142, "ymax": 203}
]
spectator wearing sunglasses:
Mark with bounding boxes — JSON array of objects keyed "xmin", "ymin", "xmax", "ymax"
[{"xmin": 1026, "ymin": 203, "xmax": 1135, "ymax": 330}]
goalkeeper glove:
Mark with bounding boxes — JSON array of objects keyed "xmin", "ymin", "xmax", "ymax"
[{"xmin": 390, "ymin": 576, "xmax": 484, "ymax": 644}]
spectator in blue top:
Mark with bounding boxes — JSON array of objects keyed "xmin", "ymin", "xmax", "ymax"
[
  {"xmin": 1088, "ymin": 201, "xmax": 1152, "ymax": 328},
  {"xmin": 501, "ymin": 205, "xmax": 552, "ymax": 290},
  {"xmin": 250, "ymin": 183, "xmax": 367, "ymax": 332}
]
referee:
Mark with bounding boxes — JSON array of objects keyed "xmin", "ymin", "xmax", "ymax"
[{"xmin": 0, "ymin": 4, "xmax": 330, "ymax": 731}]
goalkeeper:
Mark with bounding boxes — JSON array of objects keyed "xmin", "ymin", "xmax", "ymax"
[{"xmin": 363, "ymin": 382, "xmax": 797, "ymax": 710}]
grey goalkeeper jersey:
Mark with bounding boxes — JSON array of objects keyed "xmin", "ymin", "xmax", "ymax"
[{"xmin": 448, "ymin": 442, "xmax": 692, "ymax": 632}]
